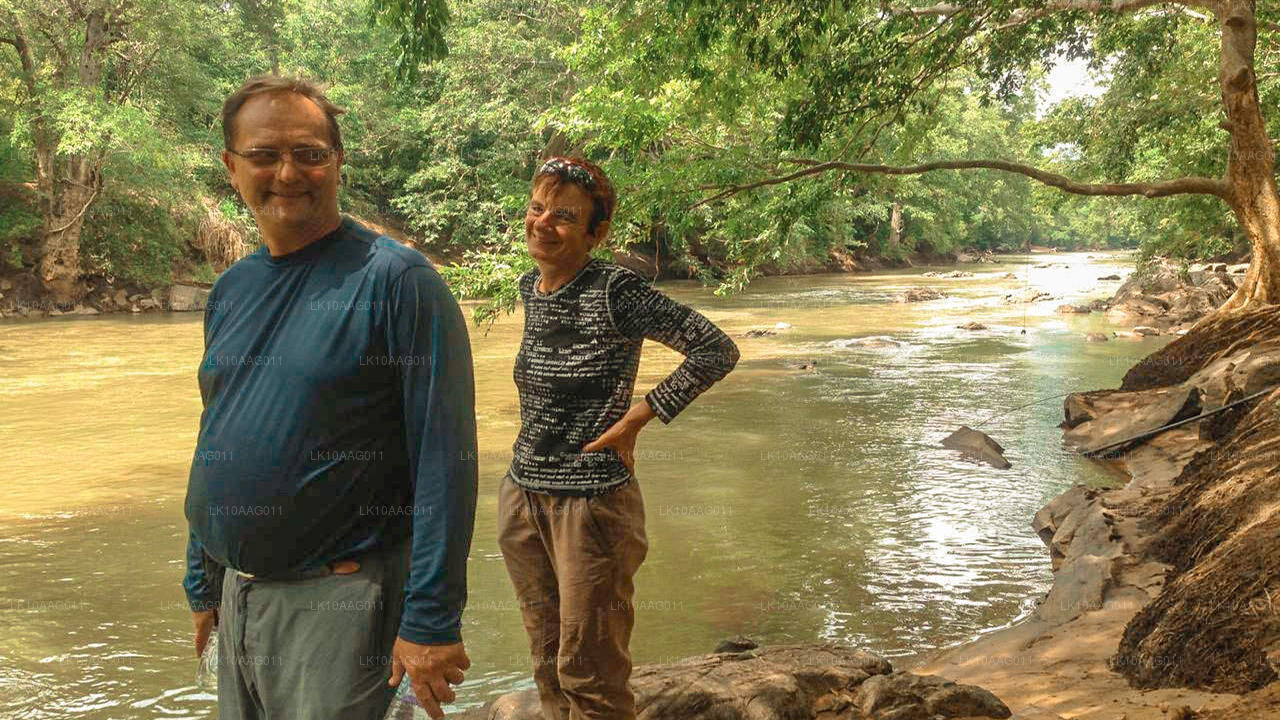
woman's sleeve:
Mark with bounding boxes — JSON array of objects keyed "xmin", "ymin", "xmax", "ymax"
[{"xmin": 607, "ymin": 269, "xmax": 740, "ymax": 424}]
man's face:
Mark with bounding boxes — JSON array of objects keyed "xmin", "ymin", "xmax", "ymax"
[
  {"xmin": 524, "ymin": 178, "xmax": 602, "ymax": 269},
  {"xmin": 221, "ymin": 91, "xmax": 344, "ymax": 238}
]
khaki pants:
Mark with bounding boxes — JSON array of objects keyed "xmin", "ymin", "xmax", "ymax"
[{"xmin": 498, "ymin": 476, "xmax": 648, "ymax": 720}]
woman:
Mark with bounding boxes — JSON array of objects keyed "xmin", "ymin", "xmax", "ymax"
[{"xmin": 499, "ymin": 157, "xmax": 739, "ymax": 720}]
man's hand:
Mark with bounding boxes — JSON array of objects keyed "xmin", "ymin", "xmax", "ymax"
[
  {"xmin": 582, "ymin": 400, "xmax": 657, "ymax": 474},
  {"xmin": 192, "ymin": 609, "xmax": 218, "ymax": 657},
  {"xmin": 389, "ymin": 638, "xmax": 470, "ymax": 720}
]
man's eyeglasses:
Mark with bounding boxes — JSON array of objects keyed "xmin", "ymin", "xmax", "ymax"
[
  {"xmin": 537, "ymin": 159, "xmax": 595, "ymax": 188},
  {"xmin": 228, "ymin": 146, "xmax": 339, "ymax": 169}
]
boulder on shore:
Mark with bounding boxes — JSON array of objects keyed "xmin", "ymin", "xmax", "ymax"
[
  {"xmin": 482, "ymin": 643, "xmax": 1012, "ymax": 720},
  {"xmin": 1104, "ymin": 260, "xmax": 1236, "ymax": 329},
  {"xmin": 1061, "ymin": 385, "xmax": 1203, "ymax": 456},
  {"xmin": 167, "ymin": 284, "xmax": 212, "ymax": 312}
]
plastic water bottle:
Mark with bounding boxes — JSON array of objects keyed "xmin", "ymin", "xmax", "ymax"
[
  {"xmin": 383, "ymin": 681, "xmax": 430, "ymax": 720},
  {"xmin": 195, "ymin": 632, "xmax": 219, "ymax": 693}
]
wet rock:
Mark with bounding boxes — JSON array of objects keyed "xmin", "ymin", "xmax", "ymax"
[
  {"xmin": 1084, "ymin": 332, "xmax": 1110, "ymax": 343},
  {"xmin": 138, "ymin": 298, "xmax": 159, "ymax": 310},
  {"xmin": 923, "ymin": 270, "xmax": 974, "ymax": 278},
  {"xmin": 742, "ymin": 328, "xmax": 777, "ymax": 338},
  {"xmin": 941, "ymin": 426, "xmax": 1012, "ymax": 469},
  {"xmin": 714, "ymin": 636, "xmax": 759, "ymax": 653},
  {"xmin": 957, "ymin": 321, "xmax": 988, "ymax": 330},
  {"xmin": 68, "ymin": 305, "xmax": 100, "ymax": 315},
  {"xmin": 1133, "ymin": 326, "xmax": 1162, "ymax": 336},
  {"xmin": 168, "ymin": 284, "xmax": 211, "ymax": 312},
  {"xmin": 786, "ymin": 360, "xmax": 818, "ymax": 371},
  {"xmin": 1001, "ymin": 272, "xmax": 1019, "ymax": 279},
  {"xmin": 897, "ymin": 288, "xmax": 947, "ymax": 302},
  {"xmin": 1056, "ymin": 304, "xmax": 1091, "ymax": 314},
  {"xmin": 1087, "ymin": 298, "xmax": 1110, "ymax": 312},
  {"xmin": 483, "ymin": 644, "xmax": 1008, "ymax": 720},
  {"xmin": 1098, "ymin": 274, "xmax": 1122, "ymax": 281}
]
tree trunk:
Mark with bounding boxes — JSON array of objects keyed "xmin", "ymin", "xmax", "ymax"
[
  {"xmin": 36, "ymin": 157, "xmax": 99, "ymax": 305},
  {"xmin": 888, "ymin": 200, "xmax": 903, "ymax": 253},
  {"xmin": 1216, "ymin": 0, "xmax": 1280, "ymax": 312},
  {"xmin": 23, "ymin": 7, "xmax": 112, "ymax": 305}
]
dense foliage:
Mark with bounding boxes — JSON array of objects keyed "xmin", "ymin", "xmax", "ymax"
[{"xmin": 2, "ymin": 0, "xmax": 1271, "ymax": 308}]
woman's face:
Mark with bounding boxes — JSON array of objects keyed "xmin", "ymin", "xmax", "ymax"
[{"xmin": 525, "ymin": 178, "xmax": 601, "ymax": 270}]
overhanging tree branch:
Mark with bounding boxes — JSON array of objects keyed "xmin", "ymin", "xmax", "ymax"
[
  {"xmin": 694, "ymin": 157, "xmax": 1229, "ymax": 207},
  {"xmin": 902, "ymin": 0, "xmax": 1212, "ymax": 17},
  {"xmin": 897, "ymin": 0, "xmax": 1224, "ymax": 29}
]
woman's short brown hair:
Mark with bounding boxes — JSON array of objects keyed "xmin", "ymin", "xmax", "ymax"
[
  {"xmin": 221, "ymin": 75, "xmax": 346, "ymax": 150},
  {"xmin": 533, "ymin": 156, "xmax": 616, "ymax": 237}
]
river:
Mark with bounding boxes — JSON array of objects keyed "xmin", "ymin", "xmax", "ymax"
[{"xmin": 0, "ymin": 251, "xmax": 1170, "ymax": 718}]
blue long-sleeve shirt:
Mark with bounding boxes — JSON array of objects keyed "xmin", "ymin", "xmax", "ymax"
[{"xmin": 182, "ymin": 217, "xmax": 478, "ymax": 645}]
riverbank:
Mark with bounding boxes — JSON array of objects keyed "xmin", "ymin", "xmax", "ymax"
[{"xmin": 913, "ymin": 304, "xmax": 1280, "ymax": 719}]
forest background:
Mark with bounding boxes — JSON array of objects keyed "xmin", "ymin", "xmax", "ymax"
[{"xmin": 2, "ymin": 0, "xmax": 1276, "ymax": 314}]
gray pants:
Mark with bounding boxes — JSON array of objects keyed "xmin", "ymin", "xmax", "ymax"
[{"xmin": 216, "ymin": 541, "xmax": 410, "ymax": 720}]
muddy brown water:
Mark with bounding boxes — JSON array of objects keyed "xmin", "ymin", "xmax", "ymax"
[{"xmin": 0, "ymin": 252, "xmax": 1171, "ymax": 718}]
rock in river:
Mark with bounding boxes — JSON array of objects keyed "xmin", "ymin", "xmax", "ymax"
[
  {"xmin": 941, "ymin": 426, "xmax": 1012, "ymax": 469},
  {"xmin": 897, "ymin": 287, "xmax": 947, "ymax": 302}
]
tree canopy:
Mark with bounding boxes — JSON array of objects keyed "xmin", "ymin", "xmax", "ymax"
[{"xmin": 1, "ymin": 0, "xmax": 1275, "ymax": 313}]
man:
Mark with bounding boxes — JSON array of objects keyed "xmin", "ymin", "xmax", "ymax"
[{"xmin": 182, "ymin": 75, "xmax": 477, "ymax": 720}]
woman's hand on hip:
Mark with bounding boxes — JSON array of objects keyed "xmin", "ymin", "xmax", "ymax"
[{"xmin": 582, "ymin": 400, "xmax": 657, "ymax": 474}]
